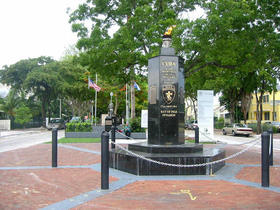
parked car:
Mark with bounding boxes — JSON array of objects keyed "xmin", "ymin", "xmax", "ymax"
[
  {"xmin": 69, "ymin": 116, "xmax": 82, "ymax": 123},
  {"xmin": 222, "ymin": 123, "xmax": 253, "ymax": 137},
  {"xmin": 190, "ymin": 120, "xmax": 198, "ymax": 130},
  {"xmin": 47, "ymin": 118, "xmax": 65, "ymax": 130},
  {"xmin": 264, "ymin": 121, "xmax": 280, "ymax": 132},
  {"xmin": 185, "ymin": 120, "xmax": 198, "ymax": 130},
  {"xmin": 185, "ymin": 121, "xmax": 192, "ymax": 129}
]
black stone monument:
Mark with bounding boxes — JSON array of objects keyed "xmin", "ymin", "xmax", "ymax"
[
  {"xmin": 109, "ymin": 29, "xmax": 225, "ymax": 175},
  {"xmin": 148, "ymin": 38, "xmax": 185, "ymax": 145}
]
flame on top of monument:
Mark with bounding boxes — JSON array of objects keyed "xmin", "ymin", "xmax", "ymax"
[{"xmin": 163, "ymin": 25, "xmax": 176, "ymax": 37}]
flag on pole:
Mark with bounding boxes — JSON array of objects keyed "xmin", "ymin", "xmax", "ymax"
[
  {"xmin": 134, "ymin": 82, "xmax": 141, "ymax": 91},
  {"xmin": 88, "ymin": 78, "xmax": 101, "ymax": 92}
]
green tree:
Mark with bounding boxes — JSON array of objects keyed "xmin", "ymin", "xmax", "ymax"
[
  {"xmin": 0, "ymin": 57, "xmax": 54, "ymax": 92},
  {"xmin": 69, "ymin": 0, "xmax": 199, "ymax": 119},
  {"xmin": 14, "ymin": 105, "xmax": 32, "ymax": 127},
  {"xmin": 24, "ymin": 60, "xmax": 61, "ymax": 123},
  {"xmin": 173, "ymin": 0, "xmax": 280, "ymax": 128},
  {"xmin": 0, "ymin": 89, "xmax": 20, "ymax": 119}
]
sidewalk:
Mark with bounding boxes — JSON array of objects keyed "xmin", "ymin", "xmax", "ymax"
[
  {"xmin": 0, "ymin": 127, "xmax": 45, "ymax": 137},
  {"xmin": 0, "ymin": 139, "xmax": 279, "ymax": 209}
]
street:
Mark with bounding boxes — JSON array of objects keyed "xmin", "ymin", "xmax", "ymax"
[
  {"xmin": 0, "ymin": 128, "xmax": 279, "ymax": 153},
  {"xmin": 0, "ymin": 129, "xmax": 65, "ymax": 153},
  {"xmin": 185, "ymin": 129, "xmax": 280, "ymax": 151}
]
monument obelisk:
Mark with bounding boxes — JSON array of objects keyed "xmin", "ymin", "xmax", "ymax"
[
  {"xmin": 148, "ymin": 26, "xmax": 185, "ymax": 145},
  {"xmin": 110, "ymin": 27, "xmax": 225, "ymax": 176}
]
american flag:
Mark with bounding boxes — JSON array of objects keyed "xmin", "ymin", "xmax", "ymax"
[{"xmin": 88, "ymin": 78, "xmax": 101, "ymax": 92}]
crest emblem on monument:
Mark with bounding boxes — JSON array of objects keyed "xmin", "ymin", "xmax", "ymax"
[{"xmin": 162, "ymin": 85, "xmax": 176, "ymax": 104}]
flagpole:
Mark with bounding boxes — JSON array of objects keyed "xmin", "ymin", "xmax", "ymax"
[{"xmin": 94, "ymin": 73, "xmax": 97, "ymax": 126}]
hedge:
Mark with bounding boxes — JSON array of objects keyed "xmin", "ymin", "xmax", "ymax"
[{"xmin": 66, "ymin": 122, "xmax": 92, "ymax": 132}]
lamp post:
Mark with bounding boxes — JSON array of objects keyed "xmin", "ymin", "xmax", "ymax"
[{"xmin": 110, "ymin": 92, "xmax": 113, "ymax": 104}]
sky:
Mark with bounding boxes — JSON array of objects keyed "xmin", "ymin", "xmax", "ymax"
[
  {"xmin": 0, "ymin": 1, "xmax": 205, "ymax": 97},
  {"xmin": 0, "ymin": 0, "xmax": 81, "ymax": 97},
  {"xmin": 0, "ymin": 2, "xmax": 205, "ymax": 69},
  {"xmin": 0, "ymin": 0, "xmax": 80, "ymax": 69}
]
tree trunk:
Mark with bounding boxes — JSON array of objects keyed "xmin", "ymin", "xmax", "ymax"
[
  {"xmin": 41, "ymin": 98, "xmax": 46, "ymax": 127},
  {"xmin": 255, "ymin": 91, "xmax": 264, "ymax": 134},
  {"xmin": 241, "ymin": 92, "xmax": 252, "ymax": 124},
  {"xmin": 229, "ymin": 104, "xmax": 235, "ymax": 124},
  {"xmin": 191, "ymin": 99, "xmax": 197, "ymax": 120},
  {"xmin": 131, "ymin": 81, "xmax": 135, "ymax": 119},
  {"xmin": 185, "ymin": 98, "xmax": 192, "ymax": 121},
  {"xmin": 114, "ymin": 94, "xmax": 118, "ymax": 114}
]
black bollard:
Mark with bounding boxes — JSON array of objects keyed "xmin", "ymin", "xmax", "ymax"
[
  {"xmin": 261, "ymin": 132, "xmax": 270, "ymax": 187},
  {"xmin": 52, "ymin": 128, "xmax": 58, "ymax": 168},
  {"xmin": 111, "ymin": 124, "xmax": 115, "ymax": 149},
  {"xmin": 268, "ymin": 128, "xmax": 273, "ymax": 166},
  {"xmin": 195, "ymin": 126, "xmax": 199, "ymax": 144},
  {"xmin": 101, "ymin": 131, "xmax": 109, "ymax": 190}
]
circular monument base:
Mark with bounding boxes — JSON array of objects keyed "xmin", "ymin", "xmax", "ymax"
[
  {"xmin": 128, "ymin": 142, "xmax": 203, "ymax": 153},
  {"xmin": 109, "ymin": 143, "xmax": 225, "ymax": 176}
]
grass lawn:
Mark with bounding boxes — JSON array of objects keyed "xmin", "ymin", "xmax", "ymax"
[
  {"xmin": 46, "ymin": 137, "xmax": 101, "ymax": 144},
  {"xmin": 185, "ymin": 139, "xmax": 216, "ymax": 144}
]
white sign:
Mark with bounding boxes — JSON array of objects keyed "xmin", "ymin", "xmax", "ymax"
[
  {"xmin": 197, "ymin": 90, "xmax": 214, "ymax": 142},
  {"xmin": 141, "ymin": 110, "xmax": 148, "ymax": 128}
]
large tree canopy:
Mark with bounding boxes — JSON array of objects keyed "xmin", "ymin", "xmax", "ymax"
[{"xmin": 173, "ymin": 0, "xmax": 280, "ymax": 125}]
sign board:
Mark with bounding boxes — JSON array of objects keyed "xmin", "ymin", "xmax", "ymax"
[
  {"xmin": 141, "ymin": 110, "xmax": 148, "ymax": 128},
  {"xmin": 197, "ymin": 90, "xmax": 214, "ymax": 142}
]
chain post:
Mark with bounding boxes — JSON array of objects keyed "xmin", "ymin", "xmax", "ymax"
[
  {"xmin": 268, "ymin": 128, "xmax": 273, "ymax": 166},
  {"xmin": 261, "ymin": 131, "xmax": 270, "ymax": 187},
  {"xmin": 195, "ymin": 127, "xmax": 199, "ymax": 143},
  {"xmin": 101, "ymin": 131, "xmax": 109, "ymax": 190},
  {"xmin": 52, "ymin": 128, "xmax": 58, "ymax": 168},
  {"xmin": 111, "ymin": 116, "xmax": 116, "ymax": 149}
]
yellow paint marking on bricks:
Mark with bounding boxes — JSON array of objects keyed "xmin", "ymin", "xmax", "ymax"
[{"xmin": 170, "ymin": 189, "xmax": 197, "ymax": 201}]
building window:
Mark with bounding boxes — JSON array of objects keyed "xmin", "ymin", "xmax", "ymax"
[
  {"xmin": 263, "ymin": 95, "xmax": 269, "ymax": 103},
  {"xmin": 264, "ymin": 112, "xmax": 270, "ymax": 120}
]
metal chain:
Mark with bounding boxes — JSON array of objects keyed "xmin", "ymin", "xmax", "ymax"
[
  {"xmin": 113, "ymin": 129, "xmax": 134, "ymax": 140},
  {"xmin": 198, "ymin": 130, "xmax": 217, "ymax": 142},
  {"xmin": 111, "ymin": 131, "xmax": 261, "ymax": 168}
]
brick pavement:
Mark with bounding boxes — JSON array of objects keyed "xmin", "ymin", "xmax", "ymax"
[{"xmin": 0, "ymin": 140, "xmax": 279, "ymax": 210}]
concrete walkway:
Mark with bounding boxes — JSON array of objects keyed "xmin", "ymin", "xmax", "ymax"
[
  {"xmin": 0, "ymin": 139, "xmax": 279, "ymax": 209},
  {"xmin": 0, "ymin": 127, "xmax": 44, "ymax": 137}
]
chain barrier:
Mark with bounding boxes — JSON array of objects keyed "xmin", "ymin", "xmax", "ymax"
[
  {"xmin": 198, "ymin": 130, "xmax": 217, "ymax": 142},
  {"xmin": 111, "ymin": 130, "xmax": 261, "ymax": 168},
  {"xmin": 199, "ymin": 130, "xmax": 262, "ymax": 146}
]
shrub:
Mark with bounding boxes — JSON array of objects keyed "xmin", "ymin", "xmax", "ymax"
[
  {"xmin": 66, "ymin": 122, "xmax": 92, "ymax": 132},
  {"xmin": 214, "ymin": 117, "xmax": 224, "ymax": 129},
  {"xmin": 247, "ymin": 123, "xmax": 278, "ymax": 133},
  {"xmin": 130, "ymin": 117, "xmax": 145, "ymax": 132}
]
